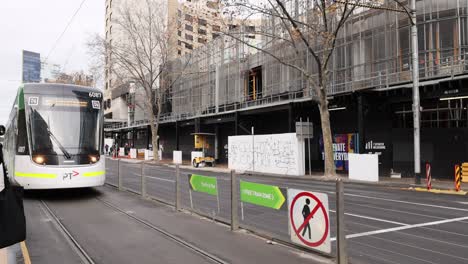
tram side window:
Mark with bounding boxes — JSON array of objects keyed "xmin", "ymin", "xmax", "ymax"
[{"xmin": 16, "ymin": 107, "xmax": 29, "ymax": 155}]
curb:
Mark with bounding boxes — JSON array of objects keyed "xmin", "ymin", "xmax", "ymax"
[{"xmin": 410, "ymin": 187, "xmax": 468, "ymax": 196}]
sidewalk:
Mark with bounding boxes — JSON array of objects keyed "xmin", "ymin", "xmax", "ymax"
[
  {"xmin": 99, "ymin": 185, "xmax": 333, "ymax": 264},
  {"xmin": 113, "ymin": 157, "xmax": 467, "ymax": 195}
]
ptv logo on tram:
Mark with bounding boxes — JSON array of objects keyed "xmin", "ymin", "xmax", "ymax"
[{"xmin": 63, "ymin": 171, "xmax": 80, "ymax": 180}]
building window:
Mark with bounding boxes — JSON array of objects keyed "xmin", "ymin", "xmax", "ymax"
[
  {"xmin": 244, "ymin": 67, "xmax": 262, "ymax": 101},
  {"xmin": 178, "ymin": 49, "xmax": 182, "ymax": 55},
  {"xmin": 178, "ymin": 10, "xmax": 181, "ymax": 17},
  {"xmin": 178, "ymin": 30, "xmax": 181, "ymax": 36},
  {"xmin": 185, "ymin": 14, "xmax": 192, "ymax": 21},
  {"xmin": 212, "ymin": 25, "xmax": 220, "ymax": 32},
  {"xmin": 198, "ymin": 38, "xmax": 206, "ymax": 44},
  {"xmin": 185, "ymin": 43, "xmax": 193, "ymax": 50},
  {"xmin": 185, "ymin": 34, "xmax": 193, "ymax": 41},
  {"xmin": 178, "ymin": 40, "xmax": 182, "ymax": 46},
  {"xmin": 198, "ymin": 18, "xmax": 207, "ymax": 26},
  {"xmin": 229, "ymin": 24, "xmax": 238, "ymax": 30},
  {"xmin": 212, "ymin": 33, "xmax": 219, "ymax": 39},
  {"xmin": 198, "ymin": 28, "xmax": 206, "ymax": 35},
  {"xmin": 185, "ymin": 24, "xmax": 193, "ymax": 31}
]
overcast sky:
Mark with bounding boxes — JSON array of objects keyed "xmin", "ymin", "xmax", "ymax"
[{"xmin": 0, "ymin": 0, "xmax": 104, "ymax": 125}]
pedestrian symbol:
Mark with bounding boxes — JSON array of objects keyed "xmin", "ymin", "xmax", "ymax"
[
  {"xmin": 288, "ymin": 189, "xmax": 331, "ymax": 254},
  {"xmin": 302, "ymin": 198, "xmax": 312, "ymax": 239}
]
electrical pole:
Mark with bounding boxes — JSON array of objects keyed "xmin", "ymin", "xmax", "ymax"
[{"xmin": 410, "ymin": 0, "xmax": 421, "ymax": 184}]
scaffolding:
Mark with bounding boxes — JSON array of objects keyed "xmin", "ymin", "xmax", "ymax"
[{"xmin": 106, "ymin": 0, "xmax": 468, "ymax": 131}]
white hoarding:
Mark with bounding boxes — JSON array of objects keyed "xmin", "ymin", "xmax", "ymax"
[{"xmin": 228, "ymin": 133, "xmax": 305, "ymax": 176}]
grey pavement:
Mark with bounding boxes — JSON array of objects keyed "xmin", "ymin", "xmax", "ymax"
[{"xmin": 109, "ymin": 158, "xmax": 468, "ymax": 264}]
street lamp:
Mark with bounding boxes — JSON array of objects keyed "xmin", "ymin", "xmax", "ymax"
[{"xmin": 409, "ymin": 0, "xmax": 421, "ymax": 184}]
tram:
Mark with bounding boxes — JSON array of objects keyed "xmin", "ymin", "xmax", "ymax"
[{"xmin": 2, "ymin": 83, "xmax": 105, "ymax": 189}]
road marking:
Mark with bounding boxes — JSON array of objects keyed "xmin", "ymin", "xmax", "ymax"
[
  {"xmin": 366, "ymin": 233, "xmax": 468, "ymax": 262},
  {"xmin": 20, "ymin": 241, "xmax": 32, "ymax": 264},
  {"xmin": 345, "ymin": 193, "xmax": 468, "ymax": 212},
  {"xmin": 331, "ymin": 215, "xmax": 468, "ymax": 241},
  {"xmin": 352, "ymin": 240, "xmax": 439, "ymax": 264},
  {"xmin": 146, "ymin": 176, "xmax": 175, "ymax": 183},
  {"xmin": 329, "ymin": 210, "xmax": 408, "ymax": 226},
  {"xmin": 457, "ymin": 201, "xmax": 468, "ymax": 205}
]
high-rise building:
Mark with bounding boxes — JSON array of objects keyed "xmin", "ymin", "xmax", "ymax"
[
  {"xmin": 22, "ymin": 50, "xmax": 41, "ymax": 83},
  {"xmin": 168, "ymin": 0, "xmax": 223, "ymax": 58}
]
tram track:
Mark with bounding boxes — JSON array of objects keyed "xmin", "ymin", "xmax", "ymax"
[
  {"xmin": 40, "ymin": 196, "xmax": 228, "ymax": 264},
  {"xmin": 40, "ymin": 200, "xmax": 96, "ymax": 264},
  {"xmin": 95, "ymin": 197, "xmax": 229, "ymax": 264}
]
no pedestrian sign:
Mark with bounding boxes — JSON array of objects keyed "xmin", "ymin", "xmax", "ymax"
[{"xmin": 288, "ymin": 189, "xmax": 331, "ymax": 254}]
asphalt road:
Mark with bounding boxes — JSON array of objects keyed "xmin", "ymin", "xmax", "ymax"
[{"xmin": 108, "ymin": 159, "xmax": 468, "ymax": 264}]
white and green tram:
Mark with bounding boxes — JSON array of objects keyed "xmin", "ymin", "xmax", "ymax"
[{"xmin": 3, "ymin": 83, "xmax": 105, "ymax": 189}]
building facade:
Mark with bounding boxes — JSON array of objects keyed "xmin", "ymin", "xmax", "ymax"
[{"xmin": 106, "ymin": 0, "xmax": 468, "ymax": 179}]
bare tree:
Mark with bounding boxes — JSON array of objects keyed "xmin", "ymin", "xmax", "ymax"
[
  {"xmin": 220, "ymin": 0, "xmax": 361, "ymax": 177},
  {"xmin": 89, "ymin": 0, "xmax": 181, "ymax": 160}
]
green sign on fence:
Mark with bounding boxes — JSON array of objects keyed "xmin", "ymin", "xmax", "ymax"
[
  {"xmin": 240, "ymin": 181, "xmax": 285, "ymax": 209},
  {"xmin": 189, "ymin": 174, "xmax": 218, "ymax": 196}
]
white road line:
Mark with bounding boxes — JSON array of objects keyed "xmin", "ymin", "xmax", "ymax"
[
  {"xmin": 329, "ymin": 210, "xmax": 408, "ymax": 226},
  {"xmin": 457, "ymin": 201, "xmax": 468, "ymax": 205},
  {"xmin": 331, "ymin": 215, "xmax": 468, "ymax": 241},
  {"xmin": 345, "ymin": 193, "xmax": 468, "ymax": 212},
  {"xmin": 146, "ymin": 176, "xmax": 175, "ymax": 183},
  {"xmin": 351, "ymin": 240, "xmax": 438, "ymax": 264}
]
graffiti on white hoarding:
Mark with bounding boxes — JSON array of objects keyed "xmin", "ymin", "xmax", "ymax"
[{"xmin": 228, "ymin": 133, "xmax": 305, "ymax": 176}]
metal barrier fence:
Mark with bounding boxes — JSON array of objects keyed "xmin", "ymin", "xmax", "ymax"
[{"xmin": 105, "ymin": 159, "xmax": 347, "ymax": 263}]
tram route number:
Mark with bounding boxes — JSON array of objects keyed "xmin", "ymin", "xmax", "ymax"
[
  {"xmin": 63, "ymin": 171, "xmax": 79, "ymax": 180},
  {"xmin": 89, "ymin": 92, "xmax": 102, "ymax": 98}
]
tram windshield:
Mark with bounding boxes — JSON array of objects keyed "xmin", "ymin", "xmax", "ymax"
[{"xmin": 25, "ymin": 94, "xmax": 102, "ymax": 165}]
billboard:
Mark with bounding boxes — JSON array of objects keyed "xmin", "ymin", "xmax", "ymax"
[
  {"xmin": 22, "ymin": 50, "xmax": 41, "ymax": 83},
  {"xmin": 319, "ymin": 133, "xmax": 359, "ymax": 171}
]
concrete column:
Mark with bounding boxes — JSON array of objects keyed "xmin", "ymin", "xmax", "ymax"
[
  {"xmin": 146, "ymin": 125, "xmax": 151, "ymax": 149},
  {"xmin": 288, "ymin": 103, "xmax": 295, "ymax": 133},
  {"xmin": 195, "ymin": 118, "xmax": 201, "ymax": 133},
  {"xmin": 234, "ymin": 112, "xmax": 239, "ymax": 135},
  {"xmin": 357, "ymin": 95, "xmax": 365, "ymax": 154}
]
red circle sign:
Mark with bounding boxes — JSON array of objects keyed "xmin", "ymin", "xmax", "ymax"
[{"xmin": 289, "ymin": 192, "xmax": 329, "ymax": 247}]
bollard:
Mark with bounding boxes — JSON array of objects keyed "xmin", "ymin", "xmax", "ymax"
[
  {"xmin": 455, "ymin": 164, "xmax": 462, "ymax": 192},
  {"xmin": 426, "ymin": 163, "xmax": 431, "ymax": 190},
  {"xmin": 175, "ymin": 164, "xmax": 181, "ymax": 211},
  {"xmin": 141, "ymin": 162, "xmax": 147, "ymax": 198},
  {"xmin": 336, "ymin": 179, "xmax": 347, "ymax": 264},
  {"xmin": 231, "ymin": 170, "xmax": 239, "ymax": 231},
  {"xmin": 118, "ymin": 159, "xmax": 123, "ymax": 190}
]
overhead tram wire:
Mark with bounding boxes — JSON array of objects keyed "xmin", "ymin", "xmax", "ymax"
[{"xmin": 44, "ymin": 0, "xmax": 88, "ymax": 64}]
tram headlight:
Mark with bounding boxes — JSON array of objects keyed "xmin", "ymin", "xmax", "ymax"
[
  {"xmin": 89, "ymin": 155, "xmax": 100, "ymax": 164},
  {"xmin": 33, "ymin": 155, "xmax": 45, "ymax": 164}
]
